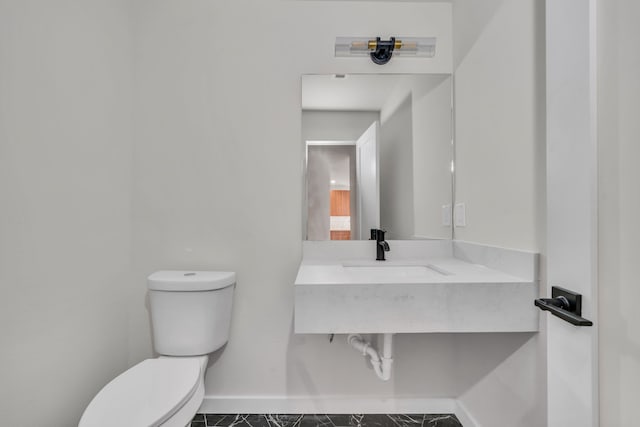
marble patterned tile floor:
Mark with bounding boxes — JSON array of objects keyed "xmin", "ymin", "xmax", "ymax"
[{"xmin": 190, "ymin": 414, "xmax": 463, "ymax": 427}]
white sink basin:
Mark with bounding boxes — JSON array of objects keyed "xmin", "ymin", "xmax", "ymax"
[
  {"xmin": 343, "ymin": 264, "xmax": 440, "ymax": 276},
  {"xmin": 343, "ymin": 265, "xmax": 441, "ymax": 281},
  {"xmin": 294, "ymin": 255, "xmax": 539, "ymax": 334},
  {"xmin": 342, "ymin": 260, "xmax": 452, "ymax": 277}
]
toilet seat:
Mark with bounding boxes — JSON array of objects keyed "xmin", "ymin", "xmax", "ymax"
[{"xmin": 79, "ymin": 357, "xmax": 203, "ymax": 427}]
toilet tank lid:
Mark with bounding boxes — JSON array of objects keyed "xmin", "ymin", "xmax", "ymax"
[{"xmin": 148, "ymin": 270, "xmax": 236, "ymax": 291}]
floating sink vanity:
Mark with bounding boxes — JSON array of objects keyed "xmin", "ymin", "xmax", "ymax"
[{"xmin": 294, "ymin": 240, "xmax": 539, "ymax": 334}]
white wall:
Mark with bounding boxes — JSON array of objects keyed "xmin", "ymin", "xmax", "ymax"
[
  {"xmin": 452, "ymin": 0, "xmax": 546, "ymax": 425},
  {"xmin": 306, "ymin": 146, "xmax": 332, "ymax": 241},
  {"xmin": 597, "ymin": 0, "xmax": 640, "ymax": 425},
  {"xmin": 453, "ymin": 0, "xmax": 545, "ymax": 252},
  {"xmin": 411, "ymin": 76, "xmax": 453, "ymax": 240},
  {"xmin": 380, "ymin": 95, "xmax": 414, "ymax": 239},
  {"xmin": 302, "ymin": 110, "xmax": 380, "ymax": 142},
  {"xmin": 0, "ymin": 1, "xmax": 134, "ymax": 425}
]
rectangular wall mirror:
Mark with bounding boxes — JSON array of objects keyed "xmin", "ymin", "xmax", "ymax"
[{"xmin": 302, "ymin": 74, "xmax": 454, "ymax": 240}]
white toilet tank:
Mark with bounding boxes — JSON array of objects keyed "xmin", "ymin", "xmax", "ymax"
[{"xmin": 148, "ymin": 270, "xmax": 235, "ymax": 356}]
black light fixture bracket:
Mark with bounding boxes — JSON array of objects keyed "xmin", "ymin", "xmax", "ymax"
[
  {"xmin": 335, "ymin": 36, "xmax": 436, "ymax": 63},
  {"xmin": 370, "ymin": 37, "xmax": 397, "ymax": 65}
]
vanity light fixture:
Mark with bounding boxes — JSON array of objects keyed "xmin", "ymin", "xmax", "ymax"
[{"xmin": 335, "ymin": 36, "xmax": 436, "ymax": 65}]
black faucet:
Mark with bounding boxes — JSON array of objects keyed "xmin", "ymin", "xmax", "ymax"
[{"xmin": 370, "ymin": 228, "xmax": 390, "ymax": 261}]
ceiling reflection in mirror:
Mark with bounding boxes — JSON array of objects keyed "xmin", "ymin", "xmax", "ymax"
[{"xmin": 302, "ymin": 74, "xmax": 453, "ymax": 241}]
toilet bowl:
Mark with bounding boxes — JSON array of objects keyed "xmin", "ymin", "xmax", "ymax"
[
  {"xmin": 79, "ymin": 271, "xmax": 235, "ymax": 427},
  {"xmin": 79, "ymin": 356, "xmax": 207, "ymax": 427}
]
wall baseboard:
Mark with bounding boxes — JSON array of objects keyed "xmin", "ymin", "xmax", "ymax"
[
  {"xmin": 199, "ymin": 397, "xmax": 478, "ymax": 426},
  {"xmin": 454, "ymin": 400, "xmax": 481, "ymax": 427}
]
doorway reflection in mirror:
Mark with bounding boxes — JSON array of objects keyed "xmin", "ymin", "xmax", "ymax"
[{"xmin": 306, "ymin": 143, "xmax": 357, "ymax": 240}]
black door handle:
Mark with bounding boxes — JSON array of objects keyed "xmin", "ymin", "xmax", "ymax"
[{"xmin": 534, "ymin": 286, "xmax": 593, "ymax": 327}]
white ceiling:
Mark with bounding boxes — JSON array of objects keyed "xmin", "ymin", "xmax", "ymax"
[
  {"xmin": 296, "ymin": 0, "xmax": 451, "ymax": 2},
  {"xmin": 301, "ymin": 74, "xmax": 417, "ymax": 111}
]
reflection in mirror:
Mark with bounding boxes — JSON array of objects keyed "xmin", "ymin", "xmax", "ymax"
[{"xmin": 302, "ymin": 74, "xmax": 453, "ymax": 240}]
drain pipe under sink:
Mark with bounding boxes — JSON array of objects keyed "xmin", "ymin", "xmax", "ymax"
[{"xmin": 347, "ymin": 333, "xmax": 393, "ymax": 381}]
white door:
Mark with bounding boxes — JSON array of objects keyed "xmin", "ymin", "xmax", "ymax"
[
  {"xmin": 545, "ymin": 1, "xmax": 598, "ymax": 425},
  {"xmin": 356, "ymin": 121, "xmax": 380, "ymax": 240}
]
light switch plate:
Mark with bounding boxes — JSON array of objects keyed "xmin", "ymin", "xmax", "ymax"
[
  {"xmin": 454, "ymin": 203, "xmax": 466, "ymax": 227},
  {"xmin": 442, "ymin": 204, "xmax": 452, "ymax": 226}
]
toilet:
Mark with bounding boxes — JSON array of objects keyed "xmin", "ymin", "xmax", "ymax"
[{"xmin": 79, "ymin": 270, "xmax": 235, "ymax": 427}]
